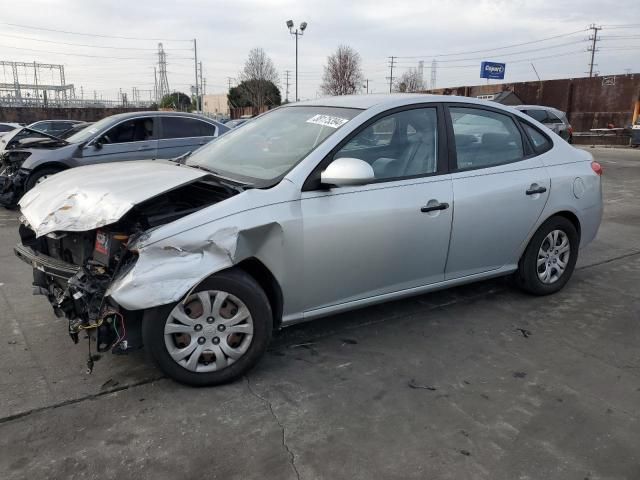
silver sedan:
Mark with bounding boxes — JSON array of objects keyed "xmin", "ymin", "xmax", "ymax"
[{"xmin": 16, "ymin": 94, "xmax": 603, "ymax": 386}]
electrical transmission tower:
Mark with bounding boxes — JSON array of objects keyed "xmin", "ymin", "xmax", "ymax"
[
  {"xmin": 418, "ymin": 61, "xmax": 424, "ymax": 90},
  {"xmin": 157, "ymin": 43, "xmax": 170, "ymax": 101},
  {"xmin": 587, "ymin": 24, "xmax": 602, "ymax": 78},
  {"xmin": 430, "ymin": 59, "xmax": 437, "ymax": 90},
  {"xmin": 284, "ymin": 70, "xmax": 291, "ymax": 102},
  {"xmin": 387, "ymin": 56, "xmax": 396, "ymax": 93}
]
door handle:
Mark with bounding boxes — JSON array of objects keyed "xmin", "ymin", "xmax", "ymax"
[
  {"xmin": 421, "ymin": 202, "xmax": 449, "ymax": 213},
  {"xmin": 526, "ymin": 185, "xmax": 547, "ymax": 195},
  {"xmin": 137, "ymin": 144, "xmax": 151, "ymax": 151}
]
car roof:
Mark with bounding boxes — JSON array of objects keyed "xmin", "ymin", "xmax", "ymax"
[
  {"xmin": 292, "ymin": 94, "xmax": 530, "ymax": 111},
  {"xmin": 105, "ymin": 111, "xmax": 220, "ymax": 122}
]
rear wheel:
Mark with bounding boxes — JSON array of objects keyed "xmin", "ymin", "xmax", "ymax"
[
  {"xmin": 142, "ymin": 270, "xmax": 272, "ymax": 386},
  {"xmin": 515, "ymin": 216, "xmax": 579, "ymax": 295},
  {"xmin": 25, "ymin": 167, "xmax": 63, "ymax": 191}
]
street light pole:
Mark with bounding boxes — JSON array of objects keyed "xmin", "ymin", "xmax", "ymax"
[{"xmin": 287, "ymin": 20, "xmax": 307, "ymax": 102}]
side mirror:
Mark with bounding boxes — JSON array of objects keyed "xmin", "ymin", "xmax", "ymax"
[
  {"xmin": 320, "ymin": 157, "xmax": 375, "ymax": 187},
  {"xmin": 92, "ymin": 137, "xmax": 103, "ymax": 150}
]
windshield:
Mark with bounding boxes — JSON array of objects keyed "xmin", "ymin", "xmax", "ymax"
[
  {"xmin": 186, "ymin": 106, "xmax": 360, "ymax": 183},
  {"xmin": 65, "ymin": 116, "xmax": 114, "ymax": 143}
]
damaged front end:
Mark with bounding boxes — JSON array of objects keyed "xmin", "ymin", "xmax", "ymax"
[
  {"xmin": 14, "ymin": 175, "xmax": 242, "ymax": 367},
  {"xmin": 0, "ymin": 152, "xmax": 30, "ymax": 207}
]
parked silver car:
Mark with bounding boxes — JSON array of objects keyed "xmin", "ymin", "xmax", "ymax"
[
  {"xmin": 14, "ymin": 94, "xmax": 603, "ymax": 386},
  {"xmin": 0, "ymin": 111, "xmax": 228, "ymax": 206},
  {"xmin": 515, "ymin": 105, "xmax": 573, "ymax": 142}
]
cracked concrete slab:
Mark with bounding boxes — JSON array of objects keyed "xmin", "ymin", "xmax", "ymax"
[{"xmin": 0, "ymin": 147, "xmax": 639, "ymax": 479}]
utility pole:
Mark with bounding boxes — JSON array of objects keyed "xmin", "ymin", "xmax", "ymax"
[
  {"xmin": 193, "ymin": 39, "xmax": 199, "ymax": 111},
  {"xmin": 430, "ymin": 59, "xmax": 437, "ymax": 90},
  {"xmin": 199, "ymin": 61, "xmax": 204, "ymax": 112},
  {"xmin": 588, "ymin": 24, "xmax": 602, "ymax": 78},
  {"xmin": 284, "ymin": 70, "xmax": 291, "ymax": 102},
  {"xmin": 363, "ymin": 79, "xmax": 370, "ymax": 94},
  {"xmin": 387, "ymin": 56, "xmax": 396, "ymax": 93}
]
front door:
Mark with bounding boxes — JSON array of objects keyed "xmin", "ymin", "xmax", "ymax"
[
  {"xmin": 300, "ymin": 106, "xmax": 453, "ymax": 313},
  {"xmin": 80, "ymin": 116, "xmax": 158, "ymax": 164},
  {"xmin": 445, "ymin": 105, "xmax": 550, "ymax": 279}
]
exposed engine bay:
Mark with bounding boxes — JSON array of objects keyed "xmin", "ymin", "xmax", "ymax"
[{"xmin": 14, "ymin": 178, "xmax": 240, "ymax": 370}]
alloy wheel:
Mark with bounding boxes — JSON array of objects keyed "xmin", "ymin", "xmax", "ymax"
[{"xmin": 537, "ymin": 229, "xmax": 571, "ymax": 284}]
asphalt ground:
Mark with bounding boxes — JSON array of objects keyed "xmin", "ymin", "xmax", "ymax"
[{"xmin": 0, "ymin": 147, "xmax": 639, "ymax": 480}]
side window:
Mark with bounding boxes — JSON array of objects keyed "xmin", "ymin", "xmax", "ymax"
[
  {"xmin": 342, "ymin": 116, "xmax": 396, "ymax": 151},
  {"xmin": 450, "ymin": 107, "xmax": 524, "ymax": 169},
  {"xmin": 521, "ymin": 122, "xmax": 552, "ymax": 153},
  {"xmin": 162, "ymin": 117, "xmax": 217, "ymax": 139},
  {"xmin": 524, "ymin": 109, "xmax": 548, "ymax": 123},
  {"xmin": 0, "ymin": 124, "xmax": 14, "ymax": 132},
  {"xmin": 544, "ymin": 111, "xmax": 562, "ymax": 124},
  {"xmin": 103, "ymin": 118, "xmax": 154, "ymax": 144},
  {"xmin": 335, "ymin": 108, "xmax": 438, "ymax": 180}
]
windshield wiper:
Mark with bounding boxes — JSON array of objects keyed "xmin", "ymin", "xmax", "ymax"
[
  {"xmin": 186, "ymin": 163, "xmax": 253, "ymax": 189},
  {"xmin": 171, "ymin": 151, "xmax": 192, "ymax": 164}
]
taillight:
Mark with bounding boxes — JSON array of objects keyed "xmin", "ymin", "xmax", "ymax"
[{"xmin": 591, "ymin": 161, "xmax": 603, "ymax": 176}]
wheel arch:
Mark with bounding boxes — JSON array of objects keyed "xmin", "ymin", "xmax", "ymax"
[
  {"xmin": 27, "ymin": 162, "xmax": 68, "ymax": 180},
  {"xmin": 518, "ymin": 209, "xmax": 582, "ymax": 263},
  {"xmin": 232, "ymin": 257, "xmax": 284, "ymax": 330}
]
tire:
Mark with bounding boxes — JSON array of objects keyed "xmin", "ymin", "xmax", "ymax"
[
  {"xmin": 25, "ymin": 167, "xmax": 64, "ymax": 191},
  {"xmin": 514, "ymin": 216, "xmax": 579, "ymax": 296},
  {"xmin": 142, "ymin": 269, "xmax": 273, "ymax": 387}
]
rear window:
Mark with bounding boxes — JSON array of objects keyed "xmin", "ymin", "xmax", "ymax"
[{"xmin": 161, "ymin": 117, "xmax": 216, "ymax": 139}]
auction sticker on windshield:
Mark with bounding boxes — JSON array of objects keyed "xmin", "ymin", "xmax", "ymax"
[{"xmin": 306, "ymin": 114, "xmax": 349, "ymax": 129}]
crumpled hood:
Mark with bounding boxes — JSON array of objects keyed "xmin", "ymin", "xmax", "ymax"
[{"xmin": 19, "ymin": 160, "xmax": 208, "ymax": 237}]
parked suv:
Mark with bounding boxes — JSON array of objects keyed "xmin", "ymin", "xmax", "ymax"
[
  {"xmin": 515, "ymin": 105, "xmax": 573, "ymax": 143},
  {"xmin": 0, "ymin": 111, "xmax": 228, "ymax": 206}
]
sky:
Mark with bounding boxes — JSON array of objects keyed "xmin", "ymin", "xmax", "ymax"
[{"xmin": 0, "ymin": 0, "xmax": 638, "ymax": 102}]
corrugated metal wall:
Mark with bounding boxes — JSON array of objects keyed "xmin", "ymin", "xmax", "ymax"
[{"xmin": 428, "ymin": 74, "xmax": 640, "ymax": 132}]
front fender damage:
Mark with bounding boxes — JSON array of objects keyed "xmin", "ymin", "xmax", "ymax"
[{"xmin": 107, "ymin": 223, "xmax": 283, "ymax": 311}]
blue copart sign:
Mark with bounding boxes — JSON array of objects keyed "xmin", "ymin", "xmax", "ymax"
[{"xmin": 480, "ymin": 61, "xmax": 506, "ymax": 80}]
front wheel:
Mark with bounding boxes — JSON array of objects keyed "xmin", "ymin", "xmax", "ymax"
[
  {"xmin": 142, "ymin": 270, "xmax": 273, "ymax": 386},
  {"xmin": 514, "ymin": 216, "xmax": 579, "ymax": 295}
]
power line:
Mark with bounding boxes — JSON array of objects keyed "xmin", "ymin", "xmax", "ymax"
[
  {"xmin": 0, "ymin": 43, "xmax": 194, "ymax": 60},
  {"xmin": 0, "ymin": 32, "xmax": 192, "ymax": 50},
  {"xmin": 394, "ymin": 39, "xmax": 587, "ymax": 65},
  {"xmin": 0, "ymin": 22, "xmax": 191, "ymax": 41},
  {"xmin": 395, "ymin": 28, "xmax": 588, "ymax": 59}
]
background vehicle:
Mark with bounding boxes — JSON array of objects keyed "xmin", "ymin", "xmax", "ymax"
[
  {"xmin": 0, "ymin": 122, "xmax": 22, "ymax": 138},
  {"xmin": 515, "ymin": 105, "xmax": 573, "ymax": 142},
  {"xmin": 0, "ymin": 112, "xmax": 228, "ymax": 206},
  {"xmin": 225, "ymin": 119, "xmax": 249, "ymax": 129},
  {"xmin": 28, "ymin": 119, "xmax": 84, "ymax": 137},
  {"xmin": 14, "ymin": 95, "xmax": 602, "ymax": 386}
]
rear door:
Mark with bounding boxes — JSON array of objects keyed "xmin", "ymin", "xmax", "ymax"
[
  {"xmin": 80, "ymin": 116, "xmax": 158, "ymax": 164},
  {"xmin": 157, "ymin": 117, "xmax": 218, "ymax": 159},
  {"xmin": 445, "ymin": 104, "xmax": 550, "ymax": 279}
]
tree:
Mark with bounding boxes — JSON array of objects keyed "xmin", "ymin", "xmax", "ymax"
[
  {"xmin": 160, "ymin": 92, "xmax": 192, "ymax": 111},
  {"xmin": 228, "ymin": 80, "xmax": 281, "ymax": 109},
  {"xmin": 238, "ymin": 48, "xmax": 280, "ymax": 111},
  {"xmin": 395, "ymin": 69, "xmax": 423, "ymax": 93},
  {"xmin": 320, "ymin": 45, "xmax": 364, "ymax": 96}
]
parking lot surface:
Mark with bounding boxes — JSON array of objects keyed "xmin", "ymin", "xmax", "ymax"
[{"xmin": 1, "ymin": 147, "xmax": 639, "ymax": 480}]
